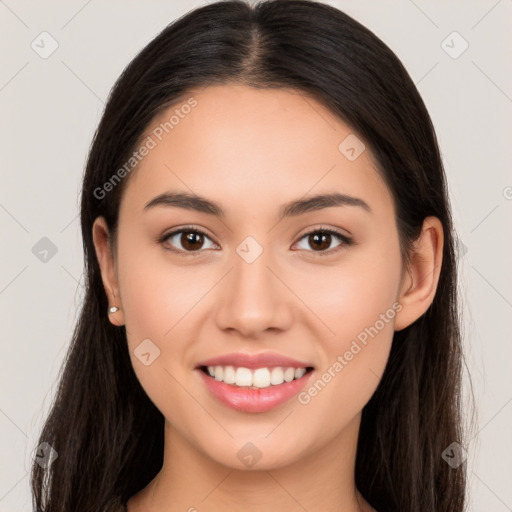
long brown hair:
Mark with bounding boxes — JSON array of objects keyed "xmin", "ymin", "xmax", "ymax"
[{"xmin": 31, "ymin": 1, "xmax": 470, "ymax": 510}]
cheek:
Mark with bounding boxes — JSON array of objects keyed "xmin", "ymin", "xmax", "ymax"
[
  {"xmin": 116, "ymin": 247, "xmax": 204, "ymax": 416},
  {"xmin": 294, "ymin": 235, "xmax": 401, "ymax": 409},
  {"xmin": 297, "ymin": 235, "xmax": 402, "ymax": 345},
  {"xmin": 117, "ymin": 240, "xmax": 210, "ymax": 342},
  {"xmin": 115, "ymin": 242, "xmax": 209, "ymax": 403}
]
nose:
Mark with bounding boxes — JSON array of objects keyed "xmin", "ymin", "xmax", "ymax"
[{"xmin": 214, "ymin": 246, "xmax": 294, "ymax": 339}]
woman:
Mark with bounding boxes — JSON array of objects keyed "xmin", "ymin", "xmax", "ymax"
[{"xmin": 31, "ymin": 1, "xmax": 468, "ymax": 511}]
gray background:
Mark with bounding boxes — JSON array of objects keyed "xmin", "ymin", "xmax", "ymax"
[{"xmin": 1, "ymin": 0, "xmax": 511, "ymax": 510}]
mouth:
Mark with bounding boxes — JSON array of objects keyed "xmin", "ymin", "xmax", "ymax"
[
  {"xmin": 196, "ymin": 363, "xmax": 315, "ymax": 413},
  {"xmin": 199, "ymin": 365, "xmax": 314, "ymax": 388}
]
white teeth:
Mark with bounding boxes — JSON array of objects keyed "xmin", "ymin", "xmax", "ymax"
[
  {"xmin": 214, "ymin": 365, "xmax": 223, "ymax": 381},
  {"xmin": 204, "ymin": 365, "xmax": 309, "ymax": 388},
  {"xmin": 253, "ymin": 368, "xmax": 271, "ymax": 388},
  {"xmin": 223, "ymin": 365, "xmax": 236, "ymax": 384},
  {"xmin": 295, "ymin": 368, "xmax": 306, "ymax": 379},
  {"xmin": 283, "ymin": 367, "xmax": 295, "ymax": 382},
  {"xmin": 270, "ymin": 367, "xmax": 284, "ymax": 385},
  {"xmin": 235, "ymin": 367, "xmax": 253, "ymax": 387}
]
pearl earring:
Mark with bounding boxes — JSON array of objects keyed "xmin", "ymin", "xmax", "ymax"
[{"xmin": 108, "ymin": 306, "xmax": 119, "ymax": 315}]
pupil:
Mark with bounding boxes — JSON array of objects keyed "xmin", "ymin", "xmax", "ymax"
[
  {"xmin": 311, "ymin": 233, "xmax": 330, "ymax": 251},
  {"xmin": 183, "ymin": 232, "xmax": 203, "ymax": 250}
]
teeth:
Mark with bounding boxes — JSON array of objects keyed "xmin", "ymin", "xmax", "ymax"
[
  {"xmin": 204, "ymin": 365, "xmax": 309, "ymax": 388},
  {"xmin": 253, "ymin": 368, "xmax": 270, "ymax": 388},
  {"xmin": 295, "ymin": 368, "xmax": 306, "ymax": 379},
  {"xmin": 270, "ymin": 367, "xmax": 284, "ymax": 385},
  {"xmin": 214, "ymin": 366, "xmax": 223, "ymax": 381},
  {"xmin": 283, "ymin": 367, "xmax": 295, "ymax": 382},
  {"xmin": 235, "ymin": 367, "xmax": 253, "ymax": 387},
  {"xmin": 223, "ymin": 365, "xmax": 236, "ymax": 384}
]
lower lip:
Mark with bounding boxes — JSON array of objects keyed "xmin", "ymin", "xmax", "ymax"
[{"xmin": 197, "ymin": 369, "xmax": 313, "ymax": 413}]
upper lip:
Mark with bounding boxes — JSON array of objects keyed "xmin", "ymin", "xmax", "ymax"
[{"xmin": 196, "ymin": 351, "xmax": 314, "ymax": 370}]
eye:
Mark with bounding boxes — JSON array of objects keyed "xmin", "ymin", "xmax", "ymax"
[
  {"xmin": 158, "ymin": 225, "xmax": 353, "ymax": 256},
  {"xmin": 293, "ymin": 227, "xmax": 353, "ymax": 255},
  {"xmin": 159, "ymin": 226, "xmax": 218, "ymax": 254}
]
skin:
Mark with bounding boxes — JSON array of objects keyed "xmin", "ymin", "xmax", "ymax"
[{"xmin": 93, "ymin": 84, "xmax": 443, "ymax": 512}]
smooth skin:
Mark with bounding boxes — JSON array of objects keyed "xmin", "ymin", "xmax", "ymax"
[{"xmin": 93, "ymin": 84, "xmax": 443, "ymax": 512}]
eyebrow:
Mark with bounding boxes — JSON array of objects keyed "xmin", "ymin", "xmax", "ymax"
[{"xmin": 143, "ymin": 191, "xmax": 372, "ymax": 218}]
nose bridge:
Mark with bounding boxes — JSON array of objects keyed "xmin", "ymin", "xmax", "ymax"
[
  {"xmin": 234, "ymin": 239, "xmax": 272, "ymax": 293},
  {"xmin": 215, "ymin": 236, "xmax": 292, "ymax": 336}
]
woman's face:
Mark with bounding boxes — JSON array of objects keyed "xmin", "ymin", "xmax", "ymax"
[{"xmin": 97, "ymin": 84, "xmax": 407, "ymax": 470}]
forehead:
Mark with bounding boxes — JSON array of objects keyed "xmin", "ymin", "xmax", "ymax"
[{"xmin": 120, "ymin": 84, "xmax": 392, "ymax": 219}]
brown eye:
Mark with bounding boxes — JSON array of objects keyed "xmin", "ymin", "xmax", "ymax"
[
  {"xmin": 180, "ymin": 231, "xmax": 205, "ymax": 251},
  {"xmin": 294, "ymin": 228, "xmax": 352, "ymax": 255},
  {"xmin": 160, "ymin": 228, "xmax": 217, "ymax": 254},
  {"xmin": 308, "ymin": 232, "xmax": 333, "ymax": 251}
]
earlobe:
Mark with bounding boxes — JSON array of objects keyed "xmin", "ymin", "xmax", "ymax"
[
  {"xmin": 92, "ymin": 216, "xmax": 125, "ymax": 326},
  {"xmin": 107, "ymin": 304, "xmax": 124, "ymax": 327},
  {"xmin": 394, "ymin": 216, "xmax": 444, "ymax": 331}
]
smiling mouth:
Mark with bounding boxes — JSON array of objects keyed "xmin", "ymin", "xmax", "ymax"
[{"xmin": 199, "ymin": 365, "xmax": 314, "ymax": 389}]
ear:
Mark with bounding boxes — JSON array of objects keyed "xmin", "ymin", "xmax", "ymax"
[
  {"xmin": 92, "ymin": 216, "xmax": 125, "ymax": 327},
  {"xmin": 394, "ymin": 216, "xmax": 444, "ymax": 331}
]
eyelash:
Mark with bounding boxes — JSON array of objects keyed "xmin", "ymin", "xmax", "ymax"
[{"xmin": 158, "ymin": 225, "xmax": 353, "ymax": 257}]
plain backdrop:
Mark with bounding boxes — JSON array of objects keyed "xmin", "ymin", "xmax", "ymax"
[{"xmin": 1, "ymin": 1, "xmax": 511, "ymax": 510}]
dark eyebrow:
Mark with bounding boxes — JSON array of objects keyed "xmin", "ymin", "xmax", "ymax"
[
  {"xmin": 280, "ymin": 192, "xmax": 372, "ymax": 217},
  {"xmin": 143, "ymin": 191, "xmax": 372, "ymax": 218},
  {"xmin": 144, "ymin": 191, "xmax": 224, "ymax": 216}
]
